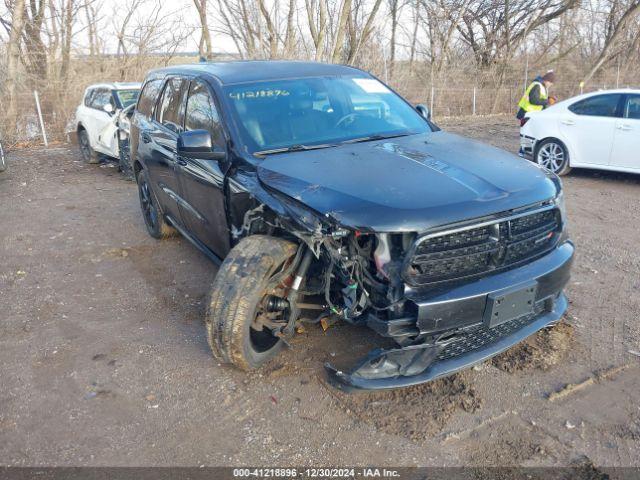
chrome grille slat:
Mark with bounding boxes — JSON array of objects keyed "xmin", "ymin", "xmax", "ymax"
[{"xmin": 406, "ymin": 207, "xmax": 561, "ymax": 286}]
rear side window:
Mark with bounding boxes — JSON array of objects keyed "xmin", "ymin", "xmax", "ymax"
[
  {"xmin": 84, "ymin": 89, "xmax": 95, "ymax": 107},
  {"xmin": 624, "ymin": 95, "xmax": 640, "ymax": 120},
  {"xmin": 568, "ymin": 94, "xmax": 622, "ymax": 118},
  {"xmin": 136, "ymin": 79, "xmax": 163, "ymax": 117},
  {"xmin": 185, "ymin": 80, "xmax": 224, "ymax": 148},
  {"xmin": 89, "ymin": 89, "xmax": 112, "ymax": 110},
  {"xmin": 155, "ymin": 78, "xmax": 189, "ymax": 133}
]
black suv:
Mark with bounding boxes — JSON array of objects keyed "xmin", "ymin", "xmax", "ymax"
[{"xmin": 130, "ymin": 61, "xmax": 574, "ymax": 391}]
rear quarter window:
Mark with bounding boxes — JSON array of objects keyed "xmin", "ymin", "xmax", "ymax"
[
  {"xmin": 84, "ymin": 89, "xmax": 95, "ymax": 107},
  {"xmin": 568, "ymin": 94, "xmax": 622, "ymax": 117},
  {"xmin": 624, "ymin": 95, "xmax": 640, "ymax": 120},
  {"xmin": 136, "ymin": 79, "xmax": 164, "ymax": 117}
]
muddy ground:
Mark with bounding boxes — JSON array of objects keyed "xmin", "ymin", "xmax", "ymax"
[{"xmin": 1, "ymin": 115, "xmax": 639, "ymax": 468}]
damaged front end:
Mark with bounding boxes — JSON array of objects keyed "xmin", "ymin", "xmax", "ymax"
[{"xmin": 230, "ymin": 176, "xmax": 574, "ymax": 391}]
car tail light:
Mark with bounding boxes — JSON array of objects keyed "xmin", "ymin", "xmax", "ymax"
[{"xmin": 520, "ymin": 117, "xmax": 530, "ymax": 127}]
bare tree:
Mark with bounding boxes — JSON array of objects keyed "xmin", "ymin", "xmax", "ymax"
[
  {"xmin": 305, "ymin": 0, "xmax": 327, "ymax": 60},
  {"xmin": 5, "ymin": 0, "xmax": 27, "ymax": 128},
  {"xmin": 22, "ymin": 0, "xmax": 48, "ymax": 83},
  {"xmin": 583, "ymin": 0, "xmax": 640, "ymax": 83},
  {"xmin": 452, "ymin": 0, "xmax": 579, "ymax": 67},
  {"xmin": 193, "ymin": 0, "xmax": 214, "ymax": 60},
  {"xmin": 331, "ymin": 0, "xmax": 352, "ymax": 62}
]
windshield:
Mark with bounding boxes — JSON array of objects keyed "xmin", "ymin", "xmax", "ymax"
[
  {"xmin": 223, "ymin": 76, "xmax": 431, "ymax": 154},
  {"xmin": 114, "ymin": 89, "xmax": 140, "ymax": 109}
]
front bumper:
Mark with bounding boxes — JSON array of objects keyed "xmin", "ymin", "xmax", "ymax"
[
  {"xmin": 326, "ymin": 240, "xmax": 574, "ymax": 391},
  {"xmin": 519, "ymin": 134, "xmax": 536, "ymax": 160}
]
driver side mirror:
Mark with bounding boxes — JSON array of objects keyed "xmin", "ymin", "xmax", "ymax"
[
  {"xmin": 416, "ymin": 104, "xmax": 431, "ymax": 120},
  {"xmin": 177, "ymin": 130, "xmax": 226, "ymax": 161},
  {"xmin": 103, "ymin": 103, "xmax": 115, "ymax": 115}
]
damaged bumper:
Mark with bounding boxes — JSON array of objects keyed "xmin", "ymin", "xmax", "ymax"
[
  {"xmin": 326, "ymin": 240, "xmax": 574, "ymax": 391},
  {"xmin": 519, "ymin": 134, "xmax": 536, "ymax": 160}
]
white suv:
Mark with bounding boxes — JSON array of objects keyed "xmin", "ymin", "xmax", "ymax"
[{"xmin": 75, "ymin": 82, "xmax": 141, "ymax": 163}]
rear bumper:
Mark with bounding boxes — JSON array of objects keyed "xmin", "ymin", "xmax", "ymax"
[
  {"xmin": 519, "ymin": 134, "xmax": 536, "ymax": 160},
  {"xmin": 326, "ymin": 240, "xmax": 574, "ymax": 391}
]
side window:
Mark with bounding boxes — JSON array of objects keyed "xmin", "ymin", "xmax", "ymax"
[
  {"xmin": 89, "ymin": 89, "xmax": 113, "ymax": 111},
  {"xmin": 137, "ymin": 79, "xmax": 163, "ymax": 117},
  {"xmin": 568, "ymin": 94, "xmax": 622, "ymax": 118},
  {"xmin": 84, "ymin": 89, "xmax": 95, "ymax": 107},
  {"xmin": 155, "ymin": 77, "xmax": 189, "ymax": 133},
  {"xmin": 624, "ymin": 95, "xmax": 640, "ymax": 120},
  {"xmin": 185, "ymin": 80, "xmax": 224, "ymax": 148}
]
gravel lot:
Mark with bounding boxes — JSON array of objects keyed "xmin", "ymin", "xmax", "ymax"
[{"xmin": 1, "ymin": 115, "xmax": 639, "ymax": 469}]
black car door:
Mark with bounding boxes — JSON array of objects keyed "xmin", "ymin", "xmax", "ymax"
[
  {"xmin": 144, "ymin": 77, "xmax": 190, "ymax": 225},
  {"xmin": 175, "ymin": 79, "xmax": 231, "ymax": 258}
]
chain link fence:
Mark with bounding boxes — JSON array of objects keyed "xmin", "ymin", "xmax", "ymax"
[{"xmin": 3, "ymin": 78, "xmax": 638, "ymax": 147}]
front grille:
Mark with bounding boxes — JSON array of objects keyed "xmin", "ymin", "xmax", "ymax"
[
  {"xmin": 406, "ymin": 207, "xmax": 561, "ymax": 286},
  {"xmin": 436, "ymin": 302, "xmax": 546, "ymax": 361}
]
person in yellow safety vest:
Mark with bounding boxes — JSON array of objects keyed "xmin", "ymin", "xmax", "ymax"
[{"xmin": 516, "ymin": 70, "xmax": 556, "ymax": 125}]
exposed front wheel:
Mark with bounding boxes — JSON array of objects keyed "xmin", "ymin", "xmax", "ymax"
[
  {"xmin": 535, "ymin": 139, "xmax": 571, "ymax": 176},
  {"xmin": 78, "ymin": 129, "xmax": 99, "ymax": 164},
  {"xmin": 206, "ymin": 235, "xmax": 299, "ymax": 370}
]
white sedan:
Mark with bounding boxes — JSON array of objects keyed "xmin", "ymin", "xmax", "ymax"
[{"xmin": 520, "ymin": 88, "xmax": 640, "ymax": 175}]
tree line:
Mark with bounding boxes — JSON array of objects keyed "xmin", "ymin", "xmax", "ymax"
[{"xmin": 1, "ymin": 0, "xmax": 639, "ymax": 140}]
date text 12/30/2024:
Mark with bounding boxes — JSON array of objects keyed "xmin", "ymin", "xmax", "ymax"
[{"xmin": 232, "ymin": 468, "xmax": 401, "ymax": 478}]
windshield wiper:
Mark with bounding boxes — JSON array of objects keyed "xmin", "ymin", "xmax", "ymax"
[
  {"xmin": 341, "ymin": 133, "xmax": 411, "ymax": 144},
  {"xmin": 253, "ymin": 143, "xmax": 338, "ymax": 157}
]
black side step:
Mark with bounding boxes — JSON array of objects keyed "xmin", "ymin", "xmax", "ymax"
[{"xmin": 165, "ymin": 215, "xmax": 223, "ymax": 266}]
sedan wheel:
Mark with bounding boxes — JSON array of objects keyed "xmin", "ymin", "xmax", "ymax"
[{"xmin": 536, "ymin": 139, "xmax": 571, "ymax": 176}]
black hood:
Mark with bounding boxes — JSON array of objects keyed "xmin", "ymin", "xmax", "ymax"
[{"xmin": 257, "ymin": 131, "xmax": 559, "ymax": 233}]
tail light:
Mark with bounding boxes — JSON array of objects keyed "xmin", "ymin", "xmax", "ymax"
[{"xmin": 520, "ymin": 117, "xmax": 530, "ymax": 127}]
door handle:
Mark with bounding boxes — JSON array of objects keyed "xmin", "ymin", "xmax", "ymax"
[
  {"xmin": 141, "ymin": 132, "xmax": 152, "ymax": 143},
  {"xmin": 561, "ymin": 119, "xmax": 575, "ymax": 126},
  {"xmin": 617, "ymin": 124, "xmax": 632, "ymax": 131}
]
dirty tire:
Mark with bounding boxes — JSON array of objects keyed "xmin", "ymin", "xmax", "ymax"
[
  {"xmin": 535, "ymin": 138, "xmax": 571, "ymax": 176},
  {"xmin": 78, "ymin": 129, "xmax": 99, "ymax": 164},
  {"xmin": 136, "ymin": 169, "xmax": 176, "ymax": 239},
  {"xmin": 206, "ymin": 235, "xmax": 298, "ymax": 370}
]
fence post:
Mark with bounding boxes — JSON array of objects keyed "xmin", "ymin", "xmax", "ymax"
[
  {"xmin": 34, "ymin": 91, "xmax": 48, "ymax": 147},
  {"xmin": 472, "ymin": 87, "xmax": 476, "ymax": 116},
  {"xmin": 430, "ymin": 86, "xmax": 435, "ymax": 119}
]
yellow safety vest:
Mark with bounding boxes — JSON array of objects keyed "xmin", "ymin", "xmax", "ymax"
[{"xmin": 518, "ymin": 81, "xmax": 548, "ymax": 113}]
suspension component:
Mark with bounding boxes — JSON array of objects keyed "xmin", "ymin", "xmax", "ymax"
[{"xmin": 265, "ymin": 295, "xmax": 290, "ymax": 312}]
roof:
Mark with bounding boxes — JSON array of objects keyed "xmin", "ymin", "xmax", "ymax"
[
  {"xmin": 550, "ymin": 87, "xmax": 640, "ymax": 109},
  {"xmin": 145, "ymin": 61, "xmax": 369, "ymax": 85},
  {"xmin": 85, "ymin": 82, "xmax": 142, "ymax": 91}
]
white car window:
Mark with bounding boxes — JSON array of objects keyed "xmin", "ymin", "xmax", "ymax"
[
  {"xmin": 89, "ymin": 89, "xmax": 113, "ymax": 111},
  {"xmin": 568, "ymin": 94, "xmax": 622, "ymax": 118},
  {"xmin": 84, "ymin": 89, "xmax": 95, "ymax": 107},
  {"xmin": 624, "ymin": 96, "xmax": 640, "ymax": 120}
]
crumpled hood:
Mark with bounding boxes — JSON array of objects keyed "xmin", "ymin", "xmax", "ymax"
[{"xmin": 257, "ymin": 131, "xmax": 559, "ymax": 232}]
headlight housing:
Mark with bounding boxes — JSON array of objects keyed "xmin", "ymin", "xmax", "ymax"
[{"xmin": 553, "ymin": 190, "xmax": 569, "ymax": 242}]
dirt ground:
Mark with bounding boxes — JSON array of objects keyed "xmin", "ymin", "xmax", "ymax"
[{"xmin": 1, "ymin": 115, "xmax": 640, "ymax": 468}]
